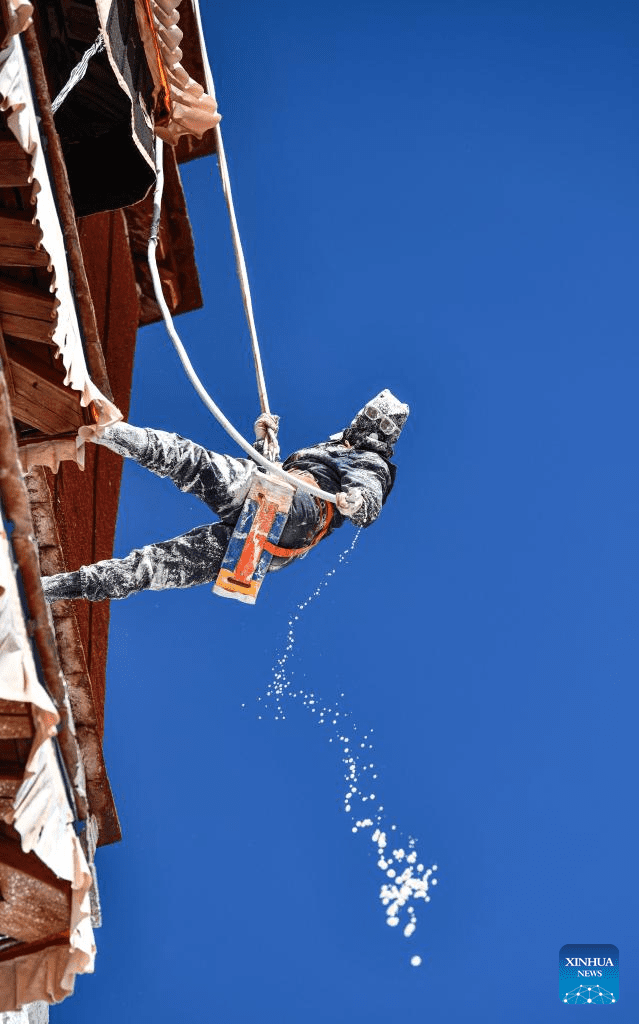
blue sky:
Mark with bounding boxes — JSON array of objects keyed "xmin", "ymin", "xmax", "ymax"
[{"xmin": 58, "ymin": 3, "xmax": 638, "ymax": 1022}]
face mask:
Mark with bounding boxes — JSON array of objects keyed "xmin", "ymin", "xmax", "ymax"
[{"xmin": 346, "ymin": 389, "xmax": 410, "ymax": 448}]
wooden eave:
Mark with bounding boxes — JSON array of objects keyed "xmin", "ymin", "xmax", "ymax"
[
  {"xmin": 0, "ymin": 365, "xmax": 87, "ymax": 824},
  {"xmin": 0, "ymin": 9, "xmax": 208, "ymax": 840},
  {"xmin": 0, "ymin": 120, "xmax": 82, "ymax": 440},
  {"xmin": 0, "ymin": 41, "xmax": 121, "ymax": 843}
]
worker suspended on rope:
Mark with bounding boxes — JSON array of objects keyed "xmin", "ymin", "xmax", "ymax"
[{"xmin": 42, "ymin": 390, "xmax": 409, "ymax": 604}]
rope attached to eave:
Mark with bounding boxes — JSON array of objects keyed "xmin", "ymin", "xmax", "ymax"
[{"xmin": 50, "ymin": 33, "xmax": 105, "ymax": 114}]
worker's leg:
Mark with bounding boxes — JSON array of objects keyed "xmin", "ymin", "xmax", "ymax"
[
  {"xmin": 94, "ymin": 423, "xmax": 254, "ymax": 519},
  {"xmin": 42, "ymin": 522, "xmax": 231, "ymax": 602}
]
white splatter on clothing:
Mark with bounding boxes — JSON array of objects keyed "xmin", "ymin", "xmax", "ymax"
[{"xmin": 42, "ymin": 423, "xmax": 395, "ymax": 603}]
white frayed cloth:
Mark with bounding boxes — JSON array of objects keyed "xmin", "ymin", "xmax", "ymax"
[{"xmin": 0, "ymin": 515, "xmax": 95, "ymax": 1010}]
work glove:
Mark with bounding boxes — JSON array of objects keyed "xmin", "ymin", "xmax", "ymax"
[
  {"xmin": 254, "ymin": 412, "xmax": 280, "ymax": 462},
  {"xmin": 335, "ymin": 487, "xmax": 364, "ymax": 518},
  {"xmin": 77, "ymin": 422, "xmax": 109, "ymax": 445}
]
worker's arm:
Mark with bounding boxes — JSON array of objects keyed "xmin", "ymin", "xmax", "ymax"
[{"xmin": 335, "ymin": 459, "xmax": 389, "ymax": 527}]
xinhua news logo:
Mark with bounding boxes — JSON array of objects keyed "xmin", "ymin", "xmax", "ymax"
[{"xmin": 559, "ymin": 944, "xmax": 619, "ymax": 1004}]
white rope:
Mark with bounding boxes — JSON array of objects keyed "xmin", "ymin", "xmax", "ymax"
[
  {"xmin": 148, "ymin": 138, "xmax": 337, "ymax": 505},
  {"xmin": 190, "ymin": 0, "xmax": 271, "ymax": 415},
  {"xmin": 51, "ymin": 33, "xmax": 105, "ymax": 114}
]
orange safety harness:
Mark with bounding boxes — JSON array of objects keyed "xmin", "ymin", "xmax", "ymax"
[
  {"xmin": 262, "ymin": 468, "xmax": 333, "ymax": 559},
  {"xmin": 263, "ymin": 497, "xmax": 334, "ymax": 558}
]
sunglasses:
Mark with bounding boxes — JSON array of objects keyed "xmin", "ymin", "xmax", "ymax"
[{"xmin": 364, "ymin": 404, "xmax": 399, "ymax": 436}]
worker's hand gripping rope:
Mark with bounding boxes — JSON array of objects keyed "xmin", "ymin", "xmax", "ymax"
[{"xmin": 254, "ymin": 412, "xmax": 280, "ymax": 462}]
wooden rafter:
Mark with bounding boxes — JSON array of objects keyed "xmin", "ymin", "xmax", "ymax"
[
  {"xmin": 0, "ymin": 835, "xmax": 71, "ymax": 945},
  {"xmin": 4, "ymin": 341, "xmax": 84, "ymax": 434}
]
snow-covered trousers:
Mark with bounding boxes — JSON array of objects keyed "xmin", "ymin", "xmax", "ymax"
[
  {"xmin": 80, "ymin": 424, "xmax": 255, "ymax": 601},
  {"xmin": 49, "ymin": 424, "xmax": 322, "ymax": 602}
]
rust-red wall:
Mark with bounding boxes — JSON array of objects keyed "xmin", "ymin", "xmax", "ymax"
[{"xmin": 48, "ymin": 210, "xmax": 139, "ymax": 730}]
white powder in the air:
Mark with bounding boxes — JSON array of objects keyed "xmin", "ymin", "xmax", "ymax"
[{"xmin": 250, "ymin": 531, "xmax": 438, "ymax": 965}]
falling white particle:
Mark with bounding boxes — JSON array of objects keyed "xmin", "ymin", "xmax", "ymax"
[
  {"xmin": 411, "ymin": 956, "xmax": 422, "ymax": 967},
  {"xmin": 254, "ymin": 531, "xmax": 438, "ymax": 964}
]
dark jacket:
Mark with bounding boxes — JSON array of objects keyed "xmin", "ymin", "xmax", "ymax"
[{"xmin": 264, "ymin": 440, "xmax": 395, "ymax": 566}]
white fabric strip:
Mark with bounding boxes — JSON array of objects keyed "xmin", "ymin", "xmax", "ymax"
[
  {"xmin": 0, "ymin": 511, "xmax": 95, "ymax": 1008},
  {"xmin": 134, "ymin": 0, "xmax": 221, "ymax": 143}
]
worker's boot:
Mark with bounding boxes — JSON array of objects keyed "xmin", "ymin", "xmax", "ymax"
[{"xmin": 41, "ymin": 570, "xmax": 83, "ymax": 603}]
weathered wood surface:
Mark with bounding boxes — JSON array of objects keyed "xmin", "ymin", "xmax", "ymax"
[
  {"xmin": 0, "ymin": 211, "xmax": 43, "ymax": 248},
  {"xmin": 0, "ymin": 278, "xmax": 56, "ymax": 322},
  {"xmin": 0, "ymin": 717, "xmax": 33, "ymax": 740},
  {"xmin": 0, "ymin": 140, "xmax": 32, "ymax": 188},
  {"xmin": 0, "ymin": 246, "xmax": 49, "ymax": 268},
  {"xmin": 0, "ymin": 837, "xmax": 70, "ymax": 946},
  {"xmin": 7, "ymin": 347, "xmax": 84, "ymax": 434},
  {"xmin": 0, "ymin": 314, "xmax": 55, "ymax": 345},
  {"xmin": 0, "ymin": 702, "xmax": 30, "ymax": 717},
  {"xmin": 0, "ymin": 768, "xmax": 23, "ymax": 800}
]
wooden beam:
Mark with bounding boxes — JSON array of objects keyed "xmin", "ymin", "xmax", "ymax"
[
  {"xmin": 0, "ymin": 276, "xmax": 56, "ymax": 321},
  {"xmin": 0, "ymin": 931, "xmax": 70, "ymax": 965},
  {"xmin": 0, "ymin": 312, "xmax": 55, "ymax": 345},
  {"xmin": 6, "ymin": 344, "xmax": 84, "ymax": 434},
  {"xmin": 0, "ymin": 768, "xmax": 23, "ymax": 801},
  {"xmin": 0, "ymin": 834, "xmax": 70, "ymax": 944},
  {"xmin": 0, "ymin": 210, "xmax": 44, "ymax": 248},
  {"xmin": 0, "ymin": 701, "xmax": 33, "ymax": 738},
  {"xmin": 0, "ymin": 138, "xmax": 29, "ymax": 160},
  {"xmin": 0, "ymin": 701, "xmax": 31, "ymax": 716},
  {"xmin": 0, "ymin": 161, "xmax": 32, "ymax": 188},
  {"xmin": 0, "ymin": 323, "xmax": 14, "ymax": 396},
  {"xmin": 0, "ymin": 245, "xmax": 50, "ymax": 268},
  {"xmin": 0, "ymin": 716, "xmax": 33, "ymax": 740},
  {"xmin": 0, "ymin": 136, "xmax": 32, "ymax": 188}
]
